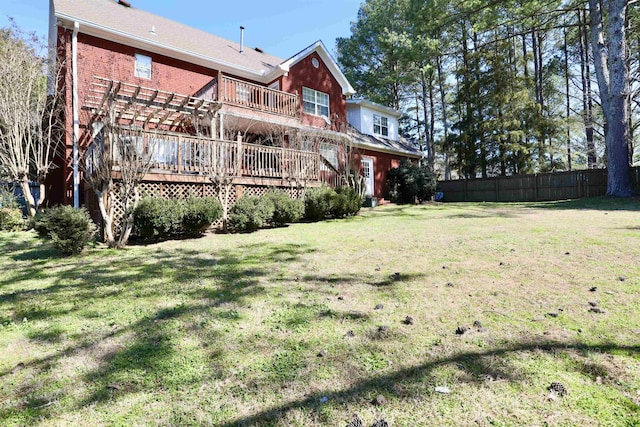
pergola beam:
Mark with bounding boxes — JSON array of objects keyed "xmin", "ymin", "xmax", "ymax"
[{"xmin": 84, "ymin": 76, "xmax": 221, "ymax": 128}]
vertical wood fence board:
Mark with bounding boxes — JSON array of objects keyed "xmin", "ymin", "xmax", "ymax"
[{"xmin": 439, "ymin": 167, "xmax": 638, "ymax": 202}]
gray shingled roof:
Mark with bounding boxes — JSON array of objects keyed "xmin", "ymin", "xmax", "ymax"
[
  {"xmin": 53, "ymin": 0, "xmax": 284, "ymax": 76},
  {"xmin": 349, "ymin": 128, "xmax": 422, "ymax": 158}
]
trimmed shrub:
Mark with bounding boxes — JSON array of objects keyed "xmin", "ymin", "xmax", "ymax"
[
  {"xmin": 304, "ymin": 186, "xmax": 335, "ymax": 221},
  {"xmin": 0, "ymin": 207, "xmax": 24, "ymax": 231},
  {"xmin": 33, "ymin": 210, "xmax": 50, "ymax": 237},
  {"xmin": 134, "ymin": 197, "xmax": 185, "ymax": 240},
  {"xmin": 387, "ymin": 160, "xmax": 437, "ymax": 204},
  {"xmin": 264, "ymin": 190, "xmax": 304, "ymax": 226},
  {"xmin": 183, "ymin": 197, "xmax": 223, "ymax": 236},
  {"xmin": 134, "ymin": 197, "xmax": 223, "ymax": 240},
  {"xmin": 228, "ymin": 196, "xmax": 274, "ymax": 232},
  {"xmin": 36, "ymin": 206, "xmax": 96, "ymax": 255},
  {"xmin": 331, "ymin": 186, "xmax": 363, "ymax": 218},
  {"xmin": 0, "ymin": 186, "xmax": 19, "ymax": 209}
]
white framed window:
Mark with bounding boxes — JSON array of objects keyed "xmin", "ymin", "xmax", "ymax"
[
  {"xmin": 303, "ymin": 87, "xmax": 330, "ymax": 117},
  {"xmin": 373, "ymin": 114, "xmax": 389, "ymax": 137},
  {"xmin": 135, "ymin": 53, "xmax": 152, "ymax": 79},
  {"xmin": 320, "ymin": 142, "xmax": 338, "ymax": 171}
]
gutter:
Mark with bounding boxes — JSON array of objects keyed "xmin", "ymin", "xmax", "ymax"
[
  {"xmin": 351, "ymin": 142, "xmax": 422, "ymax": 159},
  {"xmin": 72, "ymin": 21, "xmax": 79, "ymax": 208}
]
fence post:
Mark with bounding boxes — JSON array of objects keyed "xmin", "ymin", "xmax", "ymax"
[
  {"xmin": 534, "ymin": 174, "xmax": 539, "ymax": 202},
  {"xmin": 464, "ymin": 179, "xmax": 468, "ymax": 201}
]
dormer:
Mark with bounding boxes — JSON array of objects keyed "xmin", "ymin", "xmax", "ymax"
[{"xmin": 346, "ymin": 99, "xmax": 401, "ymax": 141}]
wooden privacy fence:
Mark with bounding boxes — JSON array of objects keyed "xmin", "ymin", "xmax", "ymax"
[{"xmin": 438, "ymin": 167, "xmax": 640, "ymax": 202}]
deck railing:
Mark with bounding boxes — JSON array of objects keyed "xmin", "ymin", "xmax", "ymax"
[
  {"xmin": 220, "ymin": 75, "xmax": 299, "ymax": 117},
  {"xmin": 103, "ymin": 129, "xmax": 319, "ymax": 181}
]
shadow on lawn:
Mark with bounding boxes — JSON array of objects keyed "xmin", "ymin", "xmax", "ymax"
[
  {"xmin": 0, "ymin": 233, "xmax": 59, "ymax": 262},
  {"xmin": 520, "ymin": 197, "xmax": 640, "ymax": 211},
  {"xmin": 302, "ymin": 272, "xmax": 428, "ymax": 288},
  {"xmin": 0, "ymin": 239, "xmax": 316, "ymax": 424},
  {"xmin": 216, "ymin": 340, "xmax": 640, "ymax": 426}
]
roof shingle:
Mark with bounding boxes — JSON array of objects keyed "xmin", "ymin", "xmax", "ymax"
[{"xmin": 53, "ymin": 0, "xmax": 284, "ymax": 76}]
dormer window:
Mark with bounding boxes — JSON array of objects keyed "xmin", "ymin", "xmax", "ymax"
[
  {"xmin": 135, "ymin": 54, "xmax": 152, "ymax": 79},
  {"xmin": 373, "ymin": 114, "xmax": 389, "ymax": 137},
  {"xmin": 303, "ymin": 87, "xmax": 329, "ymax": 117}
]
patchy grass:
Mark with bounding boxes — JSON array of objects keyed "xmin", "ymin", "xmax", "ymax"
[{"xmin": 1, "ymin": 198, "xmax": 639, "ymax": 426}]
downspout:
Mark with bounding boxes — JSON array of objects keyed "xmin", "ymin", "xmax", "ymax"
[
  {"xmin": 47, "ymin": 0, "xmax": 56, "ymax": 95},
  {"xmin": 72, "ymin": 21, "xmax": 79, "ymax": 208}
]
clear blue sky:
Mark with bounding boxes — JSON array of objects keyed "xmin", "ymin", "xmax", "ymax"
[{"xmin": 0, "ymin": 0, "xmax": 362, "ymax": 58}]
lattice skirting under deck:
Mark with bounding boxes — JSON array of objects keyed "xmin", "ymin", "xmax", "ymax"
[{"xmin": 88, "ymin": 181, "xmax": 308, "ymax": 233}]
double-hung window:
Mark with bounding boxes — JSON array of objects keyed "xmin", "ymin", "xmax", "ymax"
[
  {"xmin": 320, "ymin": 142, "xmax": 338, "ymax": 171},
  {"xmin": 303, "ymin": 87, "xmax": 330, "ymax": 117},
  {"xmin": 135, "ymin": 54, "xmax": 152, "ymax": 79},
  {"xmin": 373, "ymin": 114, "xmax": 389, "ymax": 137}
]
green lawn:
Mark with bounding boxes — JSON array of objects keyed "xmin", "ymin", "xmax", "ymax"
[{"xmin": 1, "ymin": 199, "xmax": 639, "ymax": 426}]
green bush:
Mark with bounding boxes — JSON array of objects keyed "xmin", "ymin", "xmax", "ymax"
[
  {"xmin": 133, "ymin": 197, "xmax": 184, "ymax": 240},
  {"xmin": 35, "ymin": 206, "xmax": 96, "ymax": 255},
  {"xmin": 0, "ymin": 186, "xmax": 19, "ymax": 209},
  {"xmin": 387, "ymin": 160, "xmax": 437, "ymax": 204},
  {"xmin": 182, "ymin": 197, "xmax": 223, "ymax": 236},
  {"xmin": 33, "ymin": 210, "xmax": 50, "ymax": 237},
  {"xmin": 0, "ymin": 207, "xmax": 24, "ymax": 231},
  {"xmin": 228, "ymin": 196, "xmax": 274, "ymax": 232},
  {"xmin": 304, "ymin": 186, "xmax": 335, "ymax": 221},
  {"xmin": 331, "ymin": 186, "xmax": 363, "ymax": 218},
  {"xmin": 264, "ymin": 190, "xmax": 304, "ymax": 226},
  {"xmin": 134, "ymin": 197, "xmax": 223, "ymax": 240}
]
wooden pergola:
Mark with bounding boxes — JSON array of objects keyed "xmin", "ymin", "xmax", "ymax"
[{"xmin": 83, "ymin": 76, "xmax": 221, "ymax": 129}]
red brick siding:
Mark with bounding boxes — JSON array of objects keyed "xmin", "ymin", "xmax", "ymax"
[
  {"xmin": 51, "ymin": 30, "xmax": 350, "ymax": 205},
  {"xmin": 54, "ymin": 29, "xmax": 220, "ymax": 204},
  {"xmin": 281, "ymin": 52, "xmax": 347, "ymax": 130},
  {"xmin": 354, "ymin": 149, "xmax": 406, "ymax": 199}
]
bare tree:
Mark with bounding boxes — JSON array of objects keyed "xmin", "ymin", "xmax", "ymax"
[
  {"xmin": 84, "ymin": 105, "xmax": 156, "ymax": 248},
  {"xmin": 0, "ymin": 23, "xmax": 65, "ymax": 216}
]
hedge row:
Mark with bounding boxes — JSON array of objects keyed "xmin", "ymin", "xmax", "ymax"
[
  {"xmin": 303, "ymin": 186, "xmax": 362, "ymax": 221},
  {"xmin": 228, "ymin": 186, "xmax": 362, "ymax": 232},
  {"xmin": 228, "ymin": 190, "xmax": 304, "ymax": 231},
  {"xmin": 133, "ymin": 197, "xmax": 222, "ymax": 240}
]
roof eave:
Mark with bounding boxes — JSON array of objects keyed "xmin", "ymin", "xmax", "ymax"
[
  {"xmin": 281, "ymin": 41, "xmax": 355, "ymax": 96},
  {"xmin": 55, "ymin": 13, "xmax": 283, "ymax": 83},
  {"xmin": 346, "ymin": 99, "xmax": 402, "ymax": 118},
  {"xmin": 352, "ymin": 140, "xmax": 422, "ymax": 158}
]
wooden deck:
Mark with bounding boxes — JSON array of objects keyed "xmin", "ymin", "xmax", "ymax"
[
  {"xmin": 219, "ymin": 76, "xmax": 299, "ymax": 118},
  {"xmin": 108, "ymin": 129, "xmax": 320, "ymax": 183}
]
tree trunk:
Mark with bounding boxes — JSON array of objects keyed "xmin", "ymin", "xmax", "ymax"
[
  {"xmin": 563, "ymin": 27, "xmax": 572, "ymax": 171},
  {"xmin": 579, "ymin": 9, "xmax": 597, "ymax": 168},
  {"xmin": 420, "ymin": 70, "xmax": 434, "ymax": 171},
  {"xmin": 428, "ymin": 70, "xmax": 436, "ymax": 171},
  {"xmin": 18, "ymin": 176, "xmax": 36, "ymax": 217},
  {"xmin": 37, "ymin": 181, "xmax": 46, "ymax": 211},
  {"xmin": 436, "ymin": 55, "xmax": 451, "ymax": 180},
  {"xmin": 97, "ymin": 188, "xmax": 115, "ymax": 245},
  {"xmin": 589, "ymin": 0, "xmax": 632, "ymax": 197}
]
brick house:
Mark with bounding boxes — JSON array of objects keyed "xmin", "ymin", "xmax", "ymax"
[
  {"xmin": 347, "ymin": 99, "xmax": 421, "ymax": 200},
  {"xmin": 48, "ymin": 0, "xmax": 420, "ymax": 214}
]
